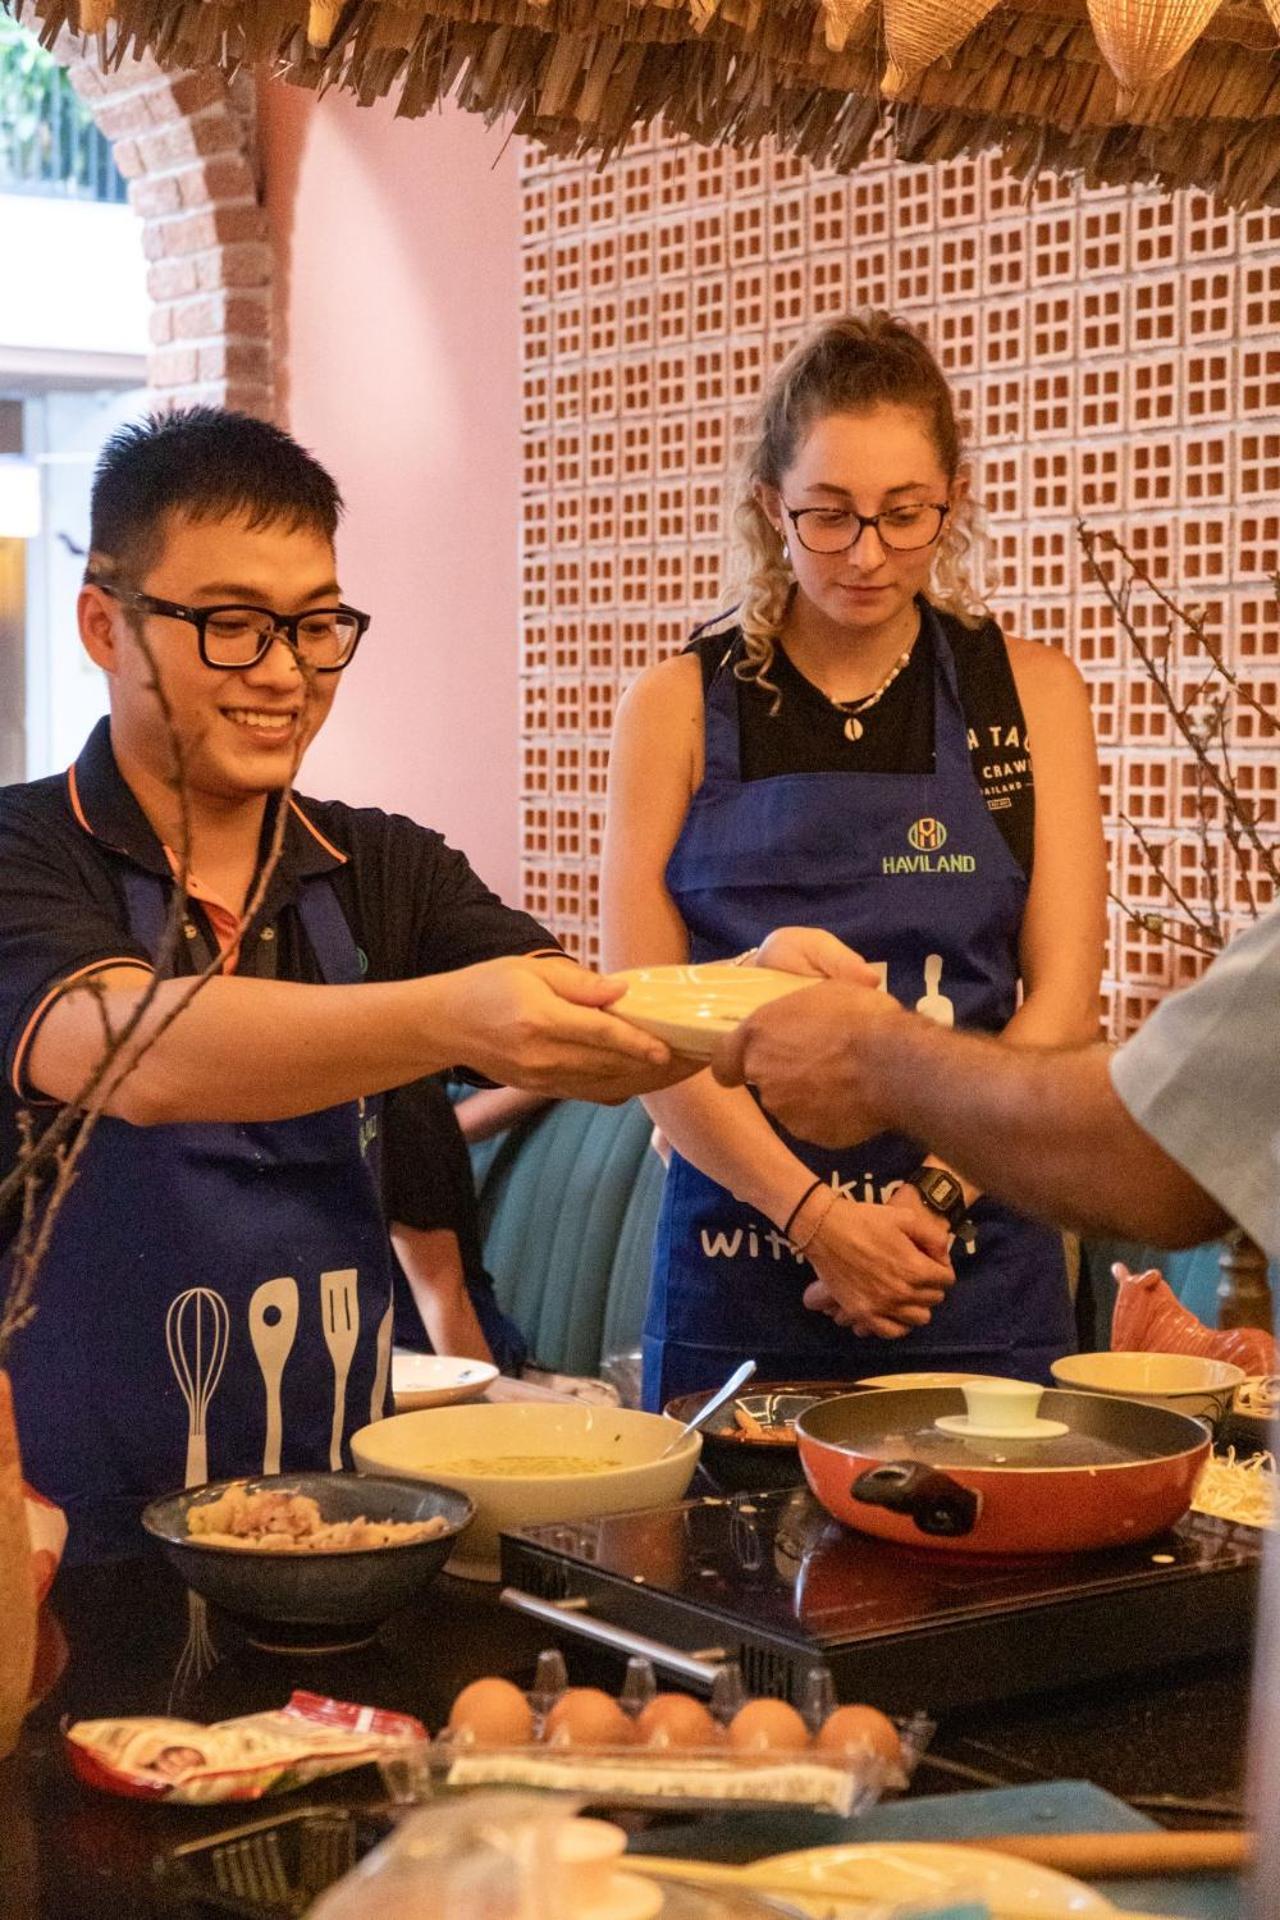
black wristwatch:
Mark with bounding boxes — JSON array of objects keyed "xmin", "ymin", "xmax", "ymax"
[{"xmin": 900, "ymin": 1167, "xmax": 976, "ymax": 1252}]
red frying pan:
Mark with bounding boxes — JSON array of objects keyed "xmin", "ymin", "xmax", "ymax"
[{"xmin": 795, "ymin": 1388, "xmax": 1210, "ymax": 1555}]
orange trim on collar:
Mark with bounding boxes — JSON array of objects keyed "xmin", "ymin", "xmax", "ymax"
[
  {"xmin": 10, "ymin": 956, "xmax": 153, "ymax": 1101},
  {"xmin": 65, "ymin": 762, "xmax": 93, "ymax": 837},
  {"xmin": 288, "ymin": 798, "xmax": 349, "ymax": 864}
]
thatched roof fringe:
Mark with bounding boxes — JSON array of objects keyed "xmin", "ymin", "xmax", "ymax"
[{"xmin": 18, "ymin": 0, "xmax": 1280, "ymax": 205}]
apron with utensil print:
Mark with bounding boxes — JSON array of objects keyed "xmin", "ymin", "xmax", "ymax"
[
  {"xmin": 642, "ymin": 606, "xmax": 1075, "ymax": 1409},
  {"xmin": 7, "ymin": 873, "xmax": 395, "ymax": 1564}
]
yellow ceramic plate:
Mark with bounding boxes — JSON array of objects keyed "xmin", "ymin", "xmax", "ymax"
[
  {"xmin": 854, "ymin": 1371, "xmax": 1015, "ymax": 1391},
  {"xmin": 612, "ymin": 963, "xmax": 817, "ymax": 1059},
  {"xmin": 750, "ymin": 1840, "xmax": 1113, "ymax": 1916}
]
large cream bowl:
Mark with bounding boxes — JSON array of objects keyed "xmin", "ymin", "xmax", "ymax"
[
  {"xmin": 1050, "ymin": 1350, "xmax": 1245, "ymax": 1430},
  {"xmin": 351, "ymin": 1402, "xmax": 701, "ymax": 1580}
]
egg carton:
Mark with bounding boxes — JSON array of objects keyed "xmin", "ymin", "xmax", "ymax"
[
  {"xmin": 377, "ymin": 1651, "xmax": 931, "ymax": 1818},
  {"xmin": 155, "ymin": 1806, "xmax": 392, "ymax": 1918}
]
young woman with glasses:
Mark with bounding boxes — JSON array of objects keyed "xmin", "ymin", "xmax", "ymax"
[{"xmin": 602, "ymin": 313, "xmax": 1107, "ymax": 1408}]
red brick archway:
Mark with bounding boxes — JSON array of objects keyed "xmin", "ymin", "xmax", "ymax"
[{"xmin": 58, "ymin": 41, "xmax": 273, "ymax": 418}]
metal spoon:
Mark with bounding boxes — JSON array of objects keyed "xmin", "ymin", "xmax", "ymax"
[{"xmin": 660, "ymin": 1359, "xmax": 757, "ymax": 1457}]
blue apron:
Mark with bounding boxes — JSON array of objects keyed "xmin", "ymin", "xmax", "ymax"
[
  {"xmin": 642, "ymin": 605, "xmax": 1075, "ymax": 1408},
  {"xmin": 8, "ymin": 873, "xmax": 394, "ymax": 1564}
]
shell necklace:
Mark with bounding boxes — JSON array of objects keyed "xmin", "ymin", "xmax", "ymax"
[{"xmin": 828, "ymin": 642, "xmax": 915, "ymax": 741}]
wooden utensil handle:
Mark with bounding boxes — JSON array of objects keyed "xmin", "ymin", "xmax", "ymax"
[{"xmin": 967, "ymin": 1830, "xmax": 1250, "ymax": 1876}]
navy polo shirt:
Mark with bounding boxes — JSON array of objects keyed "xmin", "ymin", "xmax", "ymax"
[{"xmin": 1, "ymin": 717, "xmax": 557, "ymax": 1244}]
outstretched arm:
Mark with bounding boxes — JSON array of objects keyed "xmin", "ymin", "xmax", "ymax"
[
  {"xmin": 716, "ymin": 985, "xmax": 1228, "ymax": 1248},
  {"xmin": 26, "ymin": 954, "xmax": 685, "ymax": 1125}
]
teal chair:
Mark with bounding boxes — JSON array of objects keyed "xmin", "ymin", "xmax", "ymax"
[
  {"xmin": 464, "ymin": 1098, "xmax": 1275, "ymax": 1375},
  {"xmin": 469, "ymin": 1098, "xmax": 664, "ymax": 1376}
]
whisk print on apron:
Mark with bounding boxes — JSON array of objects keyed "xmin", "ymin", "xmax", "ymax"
[
  {"xmin": 7, "ymin": 872, "xmax": 396, "ymax": 1565},
  {"xmin": 642, "ymin": 603, "xmax": 1074, "ymax": 1410}
]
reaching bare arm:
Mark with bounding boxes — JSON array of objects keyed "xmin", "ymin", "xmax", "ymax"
[
  {"xmin": 716, "ymin": 986, "xmax": 1228, "ymax": 1247},
  {"xmin": 390, "ymin": 1224, "xmax": 496, "ymax": 1365},
  {"xmin": 454, "ymin": 1085, "xmax": 553, "ymax": 1144}
]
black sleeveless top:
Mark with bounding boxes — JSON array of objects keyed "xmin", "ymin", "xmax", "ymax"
[{"xmin": 687, "ymin": 605, "xmax": 1035, "ymax": 879}]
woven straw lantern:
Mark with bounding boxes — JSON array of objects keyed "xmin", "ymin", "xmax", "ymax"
[
  {"xmin": 821, "ymin": 0, "xmax": 877, "ymax": 53},
  {"xmin": 1086, "ymin": 0, "xmax": 1223, "ymax": 109},
  {"xmin": 306, "ymin": 0, "xmax": 341, "ymax": 47},
  {"xmin": 881, "ymin": 0, "xmax": 1004, "ymax": 95}
]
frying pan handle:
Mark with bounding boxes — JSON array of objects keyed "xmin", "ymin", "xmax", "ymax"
[{"xmin": 851, "ymin": 1461, "xmax": 981, "ymax": 1537}]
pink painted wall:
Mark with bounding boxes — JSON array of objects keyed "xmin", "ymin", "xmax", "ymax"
[{"xmin": 259, "ymin": 81, "xmax": 524, "ymax": 902}]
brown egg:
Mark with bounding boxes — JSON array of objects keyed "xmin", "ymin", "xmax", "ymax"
[
  {"xmin": 447, "ymin": 1676, "xmax": 534, "ymax": 1747},
  {"xmin": 815, "ymin": 1704, "xmax": 902, "ymax": 1770},
  {"xmin": 544, "ymin": 1687, "xmax": 636, "ymax": 1748},
  {"xmin": 634, "ymin": 1692, "xmax": 718, "ymax": 1750},
  {"xmin": 725, "ymin": 1698, "xmax": 810, "ymax": 1753}
]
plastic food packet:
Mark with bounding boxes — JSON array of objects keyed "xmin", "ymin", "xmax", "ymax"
[
  {"xmin": 1111, "ymin": 1263, "xmax": 1277, "ymax": 1375},
  {"xmin": 307, "ymin": 1793, "xmax": 635, "ymax": 1920},
  {"xmin": 64, "ymin": 1689, "xmax": 425, "ymax": 1804}
]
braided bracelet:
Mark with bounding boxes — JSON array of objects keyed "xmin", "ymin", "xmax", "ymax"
[{"xmin": 791, "ymin": 1186, "xmax": 838, "ymax": 1254}]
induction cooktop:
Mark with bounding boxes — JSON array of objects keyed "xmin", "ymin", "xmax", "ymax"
[{"xmin": 499, "ymin": 1489, "xmax": 1262, "ymax": 1714}]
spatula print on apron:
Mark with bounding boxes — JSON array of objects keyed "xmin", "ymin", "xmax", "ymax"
[{"xmin": 7, "ymin": 871, "xmax": 396, "ymax": 1563}]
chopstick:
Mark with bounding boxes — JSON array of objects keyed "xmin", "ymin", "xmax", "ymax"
[
  {"xmin": 953, "ymin": 1830, "xmax": 1251, "ymax": 1878},
  {"xmin": 631, "ymin": 1848, "xmax": 1217, "ymax": 1918}
]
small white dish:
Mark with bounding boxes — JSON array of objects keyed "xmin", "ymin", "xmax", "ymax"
[
  {"xmin": 391, "ymin": 1351, "xmax": 499, "ymax": 1412},
  {"xmin": 559, "ymin": 1819, "xmax": 663, "ymax": 1920},
  {"xmin": 934, "ymin": 1377, "xmax": 1068, "ymax": 1441},
  {"xmin": 935, "ymin": 1411, "xmax": 1069, "ymax": 1440},
  {"xmin": 611, "ymin": 963, "xmax": 816, "ymax": 1059}
]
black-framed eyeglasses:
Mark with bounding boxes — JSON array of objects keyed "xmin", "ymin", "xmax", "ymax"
[
  {"xmin": 784, "ymin": 502, "xmax": 949, "ymax": 556},
  {"xmin": 89, "ymin": 579, "xmax": 370, "ymax": 672}
]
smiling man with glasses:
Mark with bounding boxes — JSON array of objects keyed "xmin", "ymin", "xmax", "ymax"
[{"xmin": 0, "ymin": 407, "xmax": 685, "ymax": 1562}]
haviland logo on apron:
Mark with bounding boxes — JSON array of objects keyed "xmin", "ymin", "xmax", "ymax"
[
  {"xmin": 883, "ymin": 817, "xmax": 976, "ymax": 875},
  {"xmin": 908, "ymin": 817, "xmax": 947, "ymax": 852}
]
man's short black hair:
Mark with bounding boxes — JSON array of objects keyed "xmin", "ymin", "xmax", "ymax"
[{"xmin": 88, "ymin": 407, "xmax": 344, "ymax": 582}]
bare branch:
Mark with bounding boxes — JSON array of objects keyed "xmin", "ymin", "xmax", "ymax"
[
  {"xmin": 1079, "ymin": 521, "xmax": 1280, "ymax": 889},
  {"xmin": 1107, "ymin": 891, "xmax": 1221, "ymax": 962},
  {"xmin": 1117, "ymin": 810, "xmax": 1221, "ymax": 949},
  {"xmin": 0, "ymin": 613, "xmax": 310, "ymax": 1368},
  {"xmin": 1079, "ymin": 521, "xmax": 1279, "ymax": 1048}
]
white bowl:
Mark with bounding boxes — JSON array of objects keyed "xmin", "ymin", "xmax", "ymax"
[
  {"xmin": 1050, "ymin": 1351, "xmax": 1246, "ymax": 1427},
  {"xmin": 351, "ymin": 1402, "xmax": 701, "ymax": 1580}
]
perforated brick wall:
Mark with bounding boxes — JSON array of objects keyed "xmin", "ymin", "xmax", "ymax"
[{"xmin": 520, "ymin": 135, "xmax": 1280, "ymax": 1036}]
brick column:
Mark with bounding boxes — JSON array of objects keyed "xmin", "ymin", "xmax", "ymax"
[{"xmin": 61, "ymin": 45, "xmax": 273, "ymax": 419}]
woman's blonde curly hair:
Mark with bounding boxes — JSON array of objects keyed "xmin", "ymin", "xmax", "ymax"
[{"xmin": 730, "ymin": 311, "xmax": 995, "ymax": 708}]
